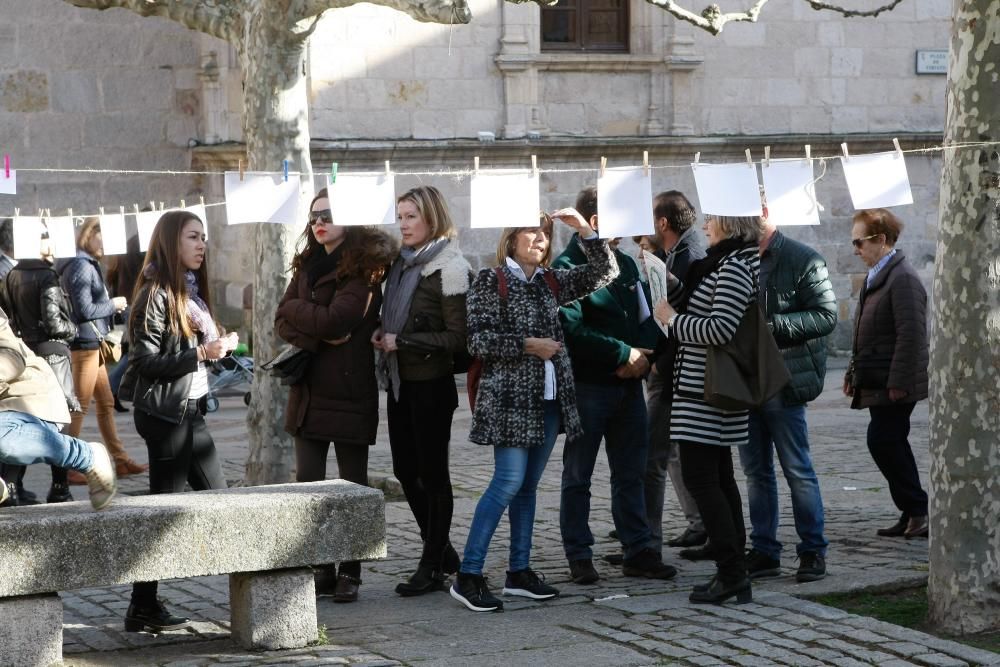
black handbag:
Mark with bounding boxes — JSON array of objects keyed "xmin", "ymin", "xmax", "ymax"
[
  {"xmin": 261, "ymin": 345, "xmax": 313, "ymax": 386},
  {"xmin": 703, "ymin": 301, "xmax": 791, "ymax": 411}
]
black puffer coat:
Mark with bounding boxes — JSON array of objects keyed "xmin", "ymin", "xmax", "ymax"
[
  {"xmin": 59, "ymin": 251, "xmax": 116, "ymax": 351},
  {"xmin": 5, "ymin": 259, "xmax": 77, "ymax": 353}
]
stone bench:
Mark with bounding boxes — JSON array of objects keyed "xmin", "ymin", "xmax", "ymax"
[{"xmin": 0, "ymin": 480, "xmax": 386, "ymax": 666}]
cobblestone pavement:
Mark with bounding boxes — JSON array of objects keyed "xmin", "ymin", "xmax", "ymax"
[{"xmin": 18, "ymin": 362, "xmax": 999, "ymax": 666}]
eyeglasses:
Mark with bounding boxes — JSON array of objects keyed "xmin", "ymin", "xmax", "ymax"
[
  {"xmin": 309, "ymin": 209, "xmax": 333, "ymax": 226},
  {"xmin": 851, "ymin": 233, "xmax": 880, "ymax": 249}
]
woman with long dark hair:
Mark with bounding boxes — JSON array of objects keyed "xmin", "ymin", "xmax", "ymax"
[
  {"xmin": 276, "ymin": 188, "xmax": 397, "ymax": 602},
  {"xmin": 119, "ymin": 210, "xmax": 238, "ymax": 632}
]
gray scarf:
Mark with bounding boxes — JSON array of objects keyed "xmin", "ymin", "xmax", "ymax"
[{"xmin": 379, "ymin": 237, "xmax": 449, "ymax": 399}]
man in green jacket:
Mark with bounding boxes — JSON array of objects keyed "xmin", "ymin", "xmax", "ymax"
[
  {"xmin": 737, "ymin": 218, "xmax": 837, "ymax": 583},
  {"xmin": 554, "ymin": 186, "xmax": 676, "ymax": 584}
]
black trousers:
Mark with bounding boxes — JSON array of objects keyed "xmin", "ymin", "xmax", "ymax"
[
  {"xmin": 679, "ymin": 441, "xmax": 747, "ymax": 582},
  {"xmin": 387, "ymin": 375, "xmax": 457, "ymax": 567},
  {"xmin": 867, "ymin": 402, "xmax": 928, "ymax": 517},
  {"xmin": 295, "ymin": 437, "xmax": 369, "ymax": 578},
  {"xmin": 131, "ymin": 403, "xmax": 227, "ymax": 606}
]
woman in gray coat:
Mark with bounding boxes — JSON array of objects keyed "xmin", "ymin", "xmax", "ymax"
[{"xmin": 844, "ymin": 208, "xmax": 929, "ymax": 539}]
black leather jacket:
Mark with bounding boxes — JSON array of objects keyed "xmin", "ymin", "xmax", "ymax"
[
  {"xmin": 119, "ymin": 285, "xmax": 201, "ymax": 424},
  {"xmin": 5, "ymin": 259, "xmax": 77, "ymax": 353}
]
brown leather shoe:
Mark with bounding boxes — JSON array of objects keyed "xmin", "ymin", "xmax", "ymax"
[
  {"xmin": 903, "ymin": 515, "xmax": 928, "ymax": 539},
  {"xmin": 116, "ymin": 459, "xmax": 149, "ymax": 476},
  {"xmin": 876, "ymin": 515, "xmax": 908, "ymax": 537},
  {"xmin": 67, "ymin": 469, "xmax": 89, "ymax": 486},
  {"xmin": 333, "ymin": 573, "xmax": 361, "ymax": 603}
]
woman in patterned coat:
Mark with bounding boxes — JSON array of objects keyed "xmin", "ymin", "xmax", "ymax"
[
  {"xmin": 449, "ymin": 210, "xmax": 618, "ymax": 613},
  {"xmin": 654, "ymin": 214, "xmax": 763, "ymax": 606}
]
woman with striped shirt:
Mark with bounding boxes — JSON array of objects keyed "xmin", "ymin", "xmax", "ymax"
[{"xmin": 654, "ymin": 214, "xmax": 763, "ymax": 605}]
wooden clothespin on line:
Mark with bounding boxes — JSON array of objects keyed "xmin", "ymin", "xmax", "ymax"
[
  {"xmin": 474, "ymin": 156, "xmax": 480, "ymax": 174},
  {"xmin": 764, "ymin": 146, "xmax": 771, "ymax": 168},
  {"xmin": 805, "ymin": 145, "xmax": 812, "ymax": 162},
  {"xmin": 238, "ymin": 159, "xmax": 245, "ymax": 182},
  {"xmin": 385, "ymin": 160, "xmax": 391, "ymax": 177},
  {"xmin": 180, "ymin": 199, "xmax": 187, "ymax": 209},
  {"xmin": 892, "ymin": 138, "xmax": 903, "ymax": 158},
  {"xmin": 841, "ymin": 143, "xmax": 850, "ymax": 161},
  {"xmin": 642, "ymin": 151, "xmax": 649, "ymax": 177},
  {"xmin": 745, "ymin": 149, "xmax": 754, "ymax": 169},
  {"xmin": 531, "ymin": 154, "xmax": 538, "ymax": 177},
  {"xmin": 599, "ymin": 156, "xmax": 607, "ymax": 178},
  {"xmin": 693, "ymin": 152, "xmax": 701, "ymax": 169},
  {"xmin": 330, "ymin": 162, "xmax": 338, "ymax": 184}
]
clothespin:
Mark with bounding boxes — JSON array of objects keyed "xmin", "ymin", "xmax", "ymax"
[
  {"xmin": 531, "ymin": 154, "xmax": 538, "ymax": 177},
  {"xmin": 474, "ymin": 156, "xmax": 480, "ymax": 173},
  {"xmin": 119, "ymin": 205, "xmax": 126, "ymax": 218},
  {"xmin": 282, "ymin": 160, "xmax": 289, "ymax": 182},
  {"xmin": 99, "ymin": 206, "xmax": 106, "ymax": 217},
  {"xmin": 805, "ymin": 144, "xmax": 812, "ymax": 162},
  {"xmin": 841, "ymin": 143, "xmax": 850, "ymax": 161},
  {"xmin": 37, "ymin": 208, "xmax": 44, "ymax": 218},
  {"xmin": 385, "ymin": 160, "xmax": 391, "ymax": 176},
  {"xmin": 149, "ymin": 201, "xmax": 156, "ymax": 212},
  {"xmin": 45, "ymin": 208, "xmax": 51, "ymax": 218},
  {"xmin": 180, "ymin": 199, "xmax": 187, "ymax": 209},
  {"xmin": 67, "ymin": 208, "xmax": 73, "ymax": 221},
  {"xmin": 694, "ymin": 152, "xmax": 701, "ymax": 168},
  {"xmin": 330, "ymin": 162, "xmax": 338, "ymax": 183},
  {"xmin": 3, "ymin": 155, "xmax": 9, "ymax": 179},
  {"xmin": 199, "ymin": 195, "xmax": 206, "ymax": 207},
  {"xmin": 745, "ymin": 149, "xmax": 754, "ymax": 168},
  {"xmin": 133, "ymin": 203, "xmax": 140, "ymax": 216},
  {"xmin": 600, "ymin": 156, "xmax": 607, "ymax": 178},
  {"xmin": 238, "ymin": 159, "xmax": 245, "ymax": 181},
  {"xmin": 13, "ymin": 208, "xmax": 19, "ymax": 218},
  {"xmin": 764, "ymin": 146, "xmax": 771, "ymax": 168},
  {"xmin": 159, "ymin": 202, "xmax": 165, "ymax": 211},
  {"xmin": 643, "ymin": 151, "xmax": 649, "ymax": 177},
  {"xmin": 892, "ymin": 138, "xmax": 903, "ymax": 158}
]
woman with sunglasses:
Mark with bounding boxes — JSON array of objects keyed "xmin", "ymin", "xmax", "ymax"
[
  {"xmin": 373, "ymin": 185, "xmax": 471, "ymax": 597},
  {"xmin": 844, "ymin": 208, "xmax": 929, "ymax": 539},
  {"xmin": 276, "ymin": 187, "xmax": 397, "ymax": 602}
]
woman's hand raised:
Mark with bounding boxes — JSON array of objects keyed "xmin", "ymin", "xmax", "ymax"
[{"xmin": 550, "ymin": 208, "xmax": 595, "ymax": 235}]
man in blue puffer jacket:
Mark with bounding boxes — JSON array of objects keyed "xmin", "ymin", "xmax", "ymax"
[{"xmin": 738, "ymin": 215, "xmax": 837, "ymax": 584}]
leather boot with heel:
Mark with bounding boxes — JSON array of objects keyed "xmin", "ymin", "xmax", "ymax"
[
  {"xmin": 689, "ymin": 576, "xmax": 752, "ymax": 605},
  {"xmin": 124, "ymin": 600, "xmax": 190, "ymax": 633}
]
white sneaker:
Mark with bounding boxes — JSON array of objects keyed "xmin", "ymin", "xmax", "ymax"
[{"xmin": 85, "ymin": 442, "xmax": 117, "ymax": 510}]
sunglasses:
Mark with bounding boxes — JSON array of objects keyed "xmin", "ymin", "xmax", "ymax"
[
  {"xmin": 851, "ymin": 233, "xmax": 880, "ymax": 249},
  {"xmin": 309, "ymin": 209, "xmax": 333, "ymax": 226}
]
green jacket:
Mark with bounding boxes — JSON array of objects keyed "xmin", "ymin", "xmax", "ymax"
[
  {"xmin": 553, "ymin": 236, "xmax": 661, "ymax": 385},
  {"xmin": 760, "ymin": 231, "xmax": 838, "ymax": 405}
]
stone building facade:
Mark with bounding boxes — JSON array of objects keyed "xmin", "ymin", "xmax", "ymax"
[{"xmin": 1, "ymin": 0, "xmax": 950, "ymax": 349}]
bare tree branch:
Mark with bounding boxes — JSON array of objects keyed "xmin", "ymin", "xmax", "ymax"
[
  {"xmin": 62, "ymin": 0, "xmax": 243, "ymax": 42},
  {"xmin": 648, "ymin": 0, "xmax": 769, "ymax": 35},
  {"xmin": 297, "ymin": 0, "xmax": 470, "ymax": 24},
  {"xmin": 801, "ymin": 0, "xmax": 906, "ymax": 18}
]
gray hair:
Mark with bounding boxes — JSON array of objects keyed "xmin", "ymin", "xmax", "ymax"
[
  {"xmin": 0, "ymin": 218, "xmax": 12, "ymax": 255},
  {"xmin": 711, "ymin": 215, "xmax": 765, "ymax": 244}
]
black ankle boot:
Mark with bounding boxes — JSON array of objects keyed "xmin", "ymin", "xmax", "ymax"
[
  {"xmin": 689, "ymin": 576, "xmax": 752, "ymax": 605},
  {"xmin": 124, "ymin": 599, "xmax": 191, "ymax": 633},
  {"xmin": 442, "ymin": 542, "xmax": 460, "ymax": 575},
  {"xmin": 47, "ymin": 482, "xmax": 73, "ymax": 503},
  {"xmin": 395, "ymin": 564, "xmax": 445, "ymax": 597}
]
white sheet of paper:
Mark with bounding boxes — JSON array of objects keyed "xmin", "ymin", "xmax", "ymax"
[
  {"xmin": 840, "ymin": 151, "xmax": 914, "ymax": 209},
  {"xmin": 470, "ymin": 170, "xmax": 539, "ymax": 229},
  {"xmin": 327, "ymin": 173, "xmax": 396, "ymax": 226},
  {"xmin": 0, "ymin": 171, "xmax": 15, "ymax": 195},
  {"xmin": 596, "ymin": 167, "xmax": 654, "ymax": 239},
  {"xmin": 100, "ymin": 213, "xmax": 128, "ymax": 256},
  {"xmin": 761, "ymin": 159, "xmax": 821, "ymax": 226},
  {"xmin": 136, "ymin": 210, "xmax": 161, "ymax": 252},
  {"xmin": 46, "ymin": 216, "xmax": 78, "ymax": 258},
  {"xmin": 224, "ymin": 172, "xmax": 302, "ymax": 225},
  {"xmin": 163, "ymin": 204, "xmax": 210, "ymax": 239},
  {"xmin": 642, "ymin": 250, "xmax": 671, "ymax": 336},
  {"xmin": 13, "ymin": 216, "xmax": 43, "ymax": 259},
  {"xmin": 692, "ymin": 162, "xmax": 763, "ymax": 217}
]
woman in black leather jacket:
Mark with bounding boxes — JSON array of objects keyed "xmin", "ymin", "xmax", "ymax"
[
  {"xmin": 4, "ymin": 234, "xmax": 81, "ymax": 503},
  {"xmin": 119, "ymin": 210, "xmax": 238, "ymax": 633}
]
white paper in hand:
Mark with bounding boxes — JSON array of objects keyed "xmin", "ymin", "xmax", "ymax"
[
  {"xmin": 13, "ymin": 216, "xmax": 43, "ymax": 259},
  {"xmin": 761, "ymin": 159, "xmax": 821, "ymax": 225},
  {"xmin": 471, "ymin": 170, "xmax": 539, "ymax": 229},
  {"xmin": 692, "ymin": 162, "xmax": 763, "ymax": 217},
  {"xmin": 327, "ymin": 172, "xmax": 396, "ymax": 226},
  {"xmin": 46, "ymin": 216, "xmax": 77, "ymax": 258},
  {"xmin": 100, "ymin": 212, "xmax": 128, "ymax": 256},
  {"xmin": 0, "ymin": 171, "xmax": 15, "ymax": 195},
  {"xmin": 642, "ymin": 250, "xmax": 671, "ymax": 336},
  {"xmin": 841, "ymin": 151, "xmax": 913, "ymax": 209},
  {"xmin": 597, "ymin": 167, "xmax": 654, "ymax": 239},
  {"xmin": 224, "ymin": 172, "xmax": 302, "ymax": 225}
]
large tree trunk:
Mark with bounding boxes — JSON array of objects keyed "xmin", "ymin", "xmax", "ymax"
[
  {"xmin": 239, "ymin": 15, "xmax": 314, "ymax": 485},
  {"xmin": 926, "ymin": 0, "xmax": 1000, "ymax": 635}
]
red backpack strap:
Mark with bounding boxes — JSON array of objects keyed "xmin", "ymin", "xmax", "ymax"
[
  {"xmin": 542, "ymin": 270, "xmax": 560, "ymax": 301},
  {"xmin": 493, "ymin": 265, "xmax": 509, "ymax": 301}
]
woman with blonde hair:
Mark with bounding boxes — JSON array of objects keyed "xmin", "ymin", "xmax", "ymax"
[
  {"xmin": 60, "ymin": 216, "xmax": 146, "ymax": 483},
  {"xmin": 373, "ymin": 185, "xmax": 471, "ymax": 598},
  {"xmin": 450, "ymin": 210, "xmax": 618, "ymax": 613}
]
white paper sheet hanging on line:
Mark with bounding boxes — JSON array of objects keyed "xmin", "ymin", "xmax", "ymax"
[
  {"xmin": 99, "ymin": 213, "xmax": 128, "ymax": 256},
  {"xmin": 46, "ymin": 216, "xmax": 77, "ymax": 258},
  {"xmin": 13, "ymin": 216, "xmax": 43, "ymax": 259},
  {"xmin": 224, "ymin": 172, "xmax": 302, "ymax": 225},
  {"xmin": 597, "ymin": 167, "xmax": 655, "ymax": 239},
  {"xmin": 692, "ymin": 163, "xmax": 763, "ymax": 217},
  {"xmin": 327, "ymin": 172, "xmax": 396, "ymax": 226},
  {"xmin": 470, "ymin": 170, "xmax": 539, "ymax": 229},
  {"xmin": 0, "ymin": 171, "xmax": 15, "ymax": 195},
  {"xmin": 761, "ymin": 159, "xmax": 821, "ymax": 225},
  {"xmin": 840, "ymin": 151, "xmax": 913, "ymax": 209},
  {"xmin": 164, "ymin": 204, "xmax": 210, "ymax": 239},
  {"xmin": 136, "ymin": 209, "xmax": 160, "ymax": 252}
]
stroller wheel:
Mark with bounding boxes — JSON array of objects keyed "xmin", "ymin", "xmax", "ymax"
[
  {"xmin": 205, "ymin": 395, "xmax": 220, "ymax": 413},
  {"xmin": 243, "ymin": 392, "xmax": 251, "ymax": 406}
]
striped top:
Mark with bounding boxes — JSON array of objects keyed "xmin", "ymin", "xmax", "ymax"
[{"xmin": 668, "ymin": 245, "xmax": 760, "ymax": 447}]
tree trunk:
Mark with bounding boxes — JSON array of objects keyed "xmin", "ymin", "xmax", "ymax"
[
  {"xmin": 239, "ymin": 16, "xmax": 314, "ymax": 485},
  {"xmin": 927, "ymin": 0, "xmax": 1000, "ymax": 635}
]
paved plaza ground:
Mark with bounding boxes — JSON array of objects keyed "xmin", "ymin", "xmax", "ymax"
[{"xmin": 16, "ymin": 361, "xmax": 1000, "ymax": 666}]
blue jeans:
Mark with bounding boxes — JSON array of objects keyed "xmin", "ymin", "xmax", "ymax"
[
  {"xmin": 0, "ymin": 411, "xmax": 93, "ymax": 472},
  {"xmin": 460, "ymin": 401, "xmax": 559, "ymax": 575},
  {"xmin": 560, "ymin": 380, "xmax": 652, "ymax": 561},
  {"xmin": 739, "ymin": 396, "xmax": 828, "ymax": 560}
]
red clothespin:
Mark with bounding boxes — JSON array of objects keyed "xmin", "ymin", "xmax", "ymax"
[{"xmin": 3, "ymin": 154, "xmax": 9, "ymax": 179}]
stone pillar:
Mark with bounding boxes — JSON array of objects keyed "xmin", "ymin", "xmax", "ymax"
[
  {"xmin": 230, "ymin": 568, "xmax": 317, "ymax": 650},
  {"xmin": 0, "ymin": 594, "xmax": 62, "ymax": 667}
]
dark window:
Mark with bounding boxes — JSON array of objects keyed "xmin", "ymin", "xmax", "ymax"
[{"xmin": 541, "ymin": 0, "xmax": 629, "ymax": 52}]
